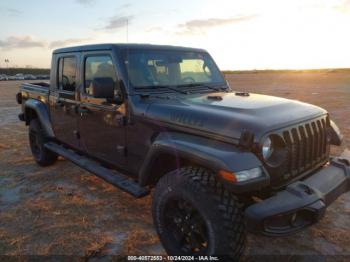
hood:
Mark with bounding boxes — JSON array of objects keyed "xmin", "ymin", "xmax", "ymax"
[{"xmin": 145, "ymin": 92, "xmax": 327, "ymax": 143}]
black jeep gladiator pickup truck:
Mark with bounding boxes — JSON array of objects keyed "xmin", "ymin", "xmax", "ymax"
[{"xmin": 16, "ymin": 44, "xmax": 349, "ymax": 259}]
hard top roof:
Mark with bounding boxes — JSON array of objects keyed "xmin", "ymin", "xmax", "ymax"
[{"xmin": 53, "ymin": 43, "xmax": 207, "ymax": 54}]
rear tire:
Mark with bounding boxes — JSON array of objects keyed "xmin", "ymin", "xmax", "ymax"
[
  {"xmin": 152, "ymin": 166, "xmax": 246, "ymax": 260},
  {"xmin": 29, "ymin": 119, "xmax": 57, "ymax": 166}
]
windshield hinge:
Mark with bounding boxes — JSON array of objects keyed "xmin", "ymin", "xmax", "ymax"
[{"xmin": 235, "ymin": 92, "xmax": 250, "ymax": 97}]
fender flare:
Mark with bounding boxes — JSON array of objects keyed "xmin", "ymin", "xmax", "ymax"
[
  {"xmin": 24, "ymin": 99, "xmax": 55, "ymax": 138},
  {"xmin": 138, "ymin": 132, "xmax": 265, "ymax": 187}
]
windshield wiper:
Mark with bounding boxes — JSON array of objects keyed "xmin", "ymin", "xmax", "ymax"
[
  {"xmin": 177, "ymin": 83, "xmax": 228, "ymax": 92},
  {"xmin": 135, "ymin": 85, "xmax": 189, "ymax": 94},
  {"xmin": 166, "ymin": 86, "xmax": 189, "ymax": 94}
]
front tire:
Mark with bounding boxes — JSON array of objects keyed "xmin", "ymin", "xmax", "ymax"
[
  {"xmin": 29, "ymin": 119, "xmax": 57, "ymax": 166},
  {"xmin": 152, "ymin": 167, "xmax": 246, "ymax": 260}
]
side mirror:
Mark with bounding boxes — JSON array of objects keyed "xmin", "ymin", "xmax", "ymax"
[{"xmin": 91, "ymin": 77, "xmax": 115, "ymax": 99}]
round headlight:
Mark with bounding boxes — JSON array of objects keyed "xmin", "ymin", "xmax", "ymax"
[
  {"xmin": 262, "ymin": 137, "xmax": 273, "ymax": 160},
  {"xmin": 261, "ymin": 135, "xmax": 287, "ymax": 167}
]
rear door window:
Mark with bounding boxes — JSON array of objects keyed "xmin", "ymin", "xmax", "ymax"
[{"xmin": 58, "ymin": 57, "xmax": 77, "ymax": 92}]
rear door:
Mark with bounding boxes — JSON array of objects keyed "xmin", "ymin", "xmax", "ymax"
[
  {"xmin": 78, "ymin": 52, "xmax": 127, "ymax": 167},
  {"xmin": 50, "ymin": 54, "xmax": 80, "ymax": 149}
]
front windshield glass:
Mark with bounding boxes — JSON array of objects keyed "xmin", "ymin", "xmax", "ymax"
[{"xmin": 122, "ymin": 49, "xmax": 225, "ymax": 88}]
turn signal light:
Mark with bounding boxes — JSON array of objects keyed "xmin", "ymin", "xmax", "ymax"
[
  {"xmin": 218, "ymin": 167, "xmax": 263, "ymax": 183},
  {"xmin": 218, "ymin": 170, "xmax": 237, "ymax": 183}
]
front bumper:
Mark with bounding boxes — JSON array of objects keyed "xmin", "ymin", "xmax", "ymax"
[{"xmin": 245, "ymin": 151, "xmax": 350, "ymax": 236}]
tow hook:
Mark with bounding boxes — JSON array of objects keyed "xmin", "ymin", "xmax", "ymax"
[{"xmin": 290, "ymin": 213, "xmax": 297, "ymax": 227}]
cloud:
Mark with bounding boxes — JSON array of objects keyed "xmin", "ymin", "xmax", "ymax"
[
  {"xmin": 180, "ymin": 15, "xmax": 257, "ymax": 29},
  {"xmin": 104, "ymin": 15, "xmax": 133, "ymax": 30},
  {"xmin": 0, "ymin": 35, "xmax": 93, "ymax": 50},
  {"xmin": 120, "ymin": 3, "xmax": 131, "ymax": 9},
  {"xmin": 7, "ymin": 8, "xmax": 21, "ymax": 16},
  {"xmin": 99, "ymin": 4, "xmax": 133, "ymax": 31},
  {"xmin": 49, "ymin": 38, "xmax": 91, "ymax": 49},
  {"xmin": 76, "ymin": 0, "xmax": 95, "ymax": 5},
  {"xmin": 0, "ymin": 36, "xmax": 45, "ymax": 50},
  {"xmin": 146, "ymin": 26, "xmax": 164, "ymax": 33},
  {"xmin": 177, "ymin": 15, "xmax": 257, "ymax": 35},
  {"xmin": 335, "ymin": 0, "xmax": 350, "ymax": 13}
]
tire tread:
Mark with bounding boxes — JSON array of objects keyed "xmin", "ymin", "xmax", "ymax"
[{"xmin": 153, "ymin": 166, "xmax": 246, "ymax": 260}]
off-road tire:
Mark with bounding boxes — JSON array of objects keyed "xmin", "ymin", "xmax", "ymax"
[
  {"xmin": 152, "ymin": 166, "xmax": 246, "ymax": 260},
  {"xmin": 29, "ymin": 119, "xmax": 57, "ymax": 166}
]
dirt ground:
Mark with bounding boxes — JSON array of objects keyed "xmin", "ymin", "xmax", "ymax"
[{"xmin": 0, "ymin": 72, "xmax": 349, "ymax": 259}]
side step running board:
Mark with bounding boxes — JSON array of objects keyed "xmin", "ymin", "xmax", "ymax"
[{"xmin": 44, "ymin": 142, "xmax": 150, "ymax": 198}]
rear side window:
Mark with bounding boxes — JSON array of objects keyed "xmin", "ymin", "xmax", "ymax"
[
  {"xmin": 58, "ymin": 57, "xmax": 77, "ymax": 92},
  {"xmin": 84, "ymin": 55, "xmax": 116, "ymax": 95}
]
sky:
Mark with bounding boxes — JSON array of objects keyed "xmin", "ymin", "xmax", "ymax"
[{"xmin": 0, "ymin": 0, "xmax": 350, "ymax": 70}]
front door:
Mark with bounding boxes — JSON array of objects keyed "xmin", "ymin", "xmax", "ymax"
[
  {"xmin": 50, "ymin": 55, "xmax": 80, "ymax": 149},
  {"xmin": 78, "ymin": 53, "xmax": 127, "ymax": 167}
]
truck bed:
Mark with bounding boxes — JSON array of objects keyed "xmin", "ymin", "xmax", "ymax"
[{"xmin": 20, "ymin": 82, "xmax": 49, "ymax": 101}]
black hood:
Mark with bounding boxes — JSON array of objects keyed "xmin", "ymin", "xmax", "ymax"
[{"xmin": 145, "ymin": 92, "xmax": 327, "ymax": 143}]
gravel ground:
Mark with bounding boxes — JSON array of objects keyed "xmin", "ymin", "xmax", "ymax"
[{"xmin": 0, "ymin": 73, "xmax": 349, "ymax": 260}]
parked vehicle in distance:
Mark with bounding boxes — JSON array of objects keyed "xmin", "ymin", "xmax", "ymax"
[
  {"xmin": 16, "ymin": 44, "xmax": 349, "ymax": 259},
  {"xmin": 0, "ymin": 73, "xmax": 48, "ymax": 81},
  {"xmin": 0, "ymin": 74, "xmax": 8, "ymax": 81},
  {"xmin": 24, "ymin": 74, "xmax": 37, "ymax": 80},
  {"xmin": 35, "ymin": 75, "xmax": 44, "ymax": 80},
  {"xmin": 8, "ymin": 75, "xmax": 17, "ymax": 80},
  {"xmin": 14, "ymin": 73, "xmax": 25, "ymax": 80},
  {"xmin": 36, "ymin": 74, "xmax": 50, "ymax": 80}
]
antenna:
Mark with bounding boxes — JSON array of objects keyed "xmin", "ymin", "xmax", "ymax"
[
  {"xmin": 126, "ymin": 18, "xmax": 130, "ymax": 95},
  {"xmin": 126, "ymin": 18, "xmax": 129, "ymax": 43}
]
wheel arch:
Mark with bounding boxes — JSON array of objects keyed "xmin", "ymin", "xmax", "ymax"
[
  {"xmin": 138, "ymin": 132, "xmax": 263, "ymax": 187},
  {"xmin": 24, "ymin": 99, "xmax": 55, "ymax": 138}
]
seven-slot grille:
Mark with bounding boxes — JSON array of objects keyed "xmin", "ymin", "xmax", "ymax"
[{"xmin": 282, "ymin": 116, "xmax": 330, "ymax": 179}]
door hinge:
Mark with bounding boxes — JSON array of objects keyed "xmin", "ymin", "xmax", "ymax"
[
  {"xmin": 122, "ymin": 116, "xmax": 128, "ymax": 126},
  {"xmin": 73, "ymin": 130, "xmax": 80, "ymax": 139},
  {"xmin": 116, "ymin": 116, "xmax": 127, "ymax": 127}
]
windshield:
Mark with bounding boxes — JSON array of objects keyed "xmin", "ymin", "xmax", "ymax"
[{"xmin": 121, "ymin": 49, "xmax": 225, "ymax": 89}]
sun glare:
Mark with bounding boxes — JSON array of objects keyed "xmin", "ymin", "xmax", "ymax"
[{"xmin": 202, "ymin": 0, "xmax": 350, "ymax": 70}]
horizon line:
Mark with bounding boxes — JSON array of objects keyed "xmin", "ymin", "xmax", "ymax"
[{"xmin": 1, "ymin": 67, "xmax": 350, "ymax": 72}]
